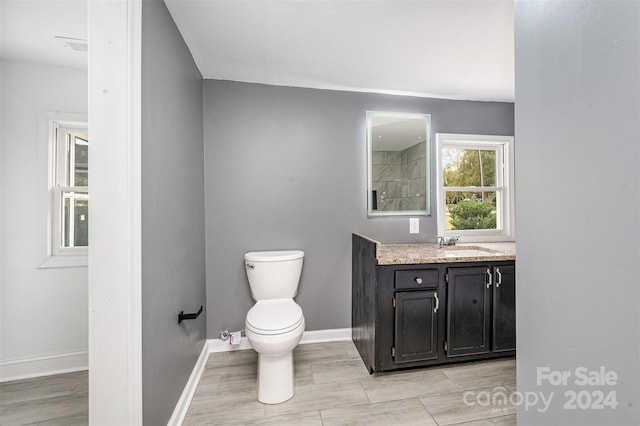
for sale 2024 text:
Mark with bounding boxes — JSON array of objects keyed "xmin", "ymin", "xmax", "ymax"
[{"xmin": 537, "ymin": 366, "xmax": 618, "ymax": 410}]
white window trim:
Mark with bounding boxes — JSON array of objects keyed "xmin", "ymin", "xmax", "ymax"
[
  {"xmin": 435, "ymin": 133, "xmax": 515, "ymax": 242},
  {"xmin": 37, "ymin": 111, "xmax": 88, "ymax": 268}
]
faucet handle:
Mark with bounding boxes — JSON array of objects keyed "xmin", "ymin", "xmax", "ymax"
[{"xmin": 436, "ymin": 235, "xmax": 461, "ymax": 247}]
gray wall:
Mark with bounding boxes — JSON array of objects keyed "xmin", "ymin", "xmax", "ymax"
[
  {"xmin": 203, "ymin": 80, "xmax": 513, "ymax": 336},
  {"xmin": 515, "ymin": 1, "xmax": 639, "ymax": 425},
  {"xmin": 141, "ymin": 1, "xmax": 206, "ymax": 424}
]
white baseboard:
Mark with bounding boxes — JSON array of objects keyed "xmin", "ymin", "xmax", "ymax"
[
  {"xmin": 167, "ymin": 341, "xmax": 209, "ymax": 426},
  {"xmin": 0, "ymin": 350, "xmax": 88, "ymax": 383},
  {"xmin": 299, "ymin": 328, "xmax": 352, "ymax": 344},
  {"xmin": 207, "ymin": 327, "xmax": 352, "ymax": 353}
]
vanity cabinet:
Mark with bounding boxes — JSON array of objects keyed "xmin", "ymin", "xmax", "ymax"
[
  {"xmin": 352, "ymin": 234, "xmax": 516, "ymax": 373},
  {"xmin": 445, "ymin": 266, "xmax": 492, "ymax": 357},
  {"xmin": 446, "ymin": 264, "xmax": 516, "ymax": 357},
  {"xmin": 393, "ymin": 270, "xmax": 440, "ymax": 363},
  {"xmin": 492, "ymin": 264, "xmax": 516, "ymax": 352}
]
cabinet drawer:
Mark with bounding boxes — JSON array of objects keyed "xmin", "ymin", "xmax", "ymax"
[{"xmin": 395, "ymin": 269, "xmax": 439, "ymax": 290}]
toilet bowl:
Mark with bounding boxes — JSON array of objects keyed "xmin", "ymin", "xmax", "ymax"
[
  {"xmin": 244, "ymin": 250, "xmax": 305, "ymax": 404},
  {"xmin": 245, "ymin": 299, "xmax": 304, "ymax": 404}
]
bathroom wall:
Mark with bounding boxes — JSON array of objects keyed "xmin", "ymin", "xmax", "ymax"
[
  {"xmin": 203, "ymin": 80, "xmax": 513, "ymax": 336},
  {"xmin": 0, "ymin": 60, "xmax": 88, "ymax": 378},
  {"xmin": 141, "ymin": 1, "xmax": 206, "ymax": 424},
  {"xmin": 515, "ymin": 1, "xmax": 639, "ymax": 424}
]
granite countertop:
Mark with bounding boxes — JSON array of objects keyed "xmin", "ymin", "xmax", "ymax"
[{"xmin": 356, "ymin": 235, "xmax": 516, "ymax": 265}]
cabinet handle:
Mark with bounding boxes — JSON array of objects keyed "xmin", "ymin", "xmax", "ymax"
[
  {"xmin": 434, "ymin": 292, "xmax": 439, "ymax": 313},
  {"xmin": 496, "ymin": 268, "xmax": 502, "ymax": 288},
  {"xmin": 415, "ymin": 277, "xmax": 423, "ymax": 285},
  {"xmin": 486, "ymin": 268, "xmax": 492, "ymax": 288}
]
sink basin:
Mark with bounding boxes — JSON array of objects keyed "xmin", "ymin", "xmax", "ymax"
[{"xmin": 443, "ymin": 249, "xmax": 493, "ymax": 257}]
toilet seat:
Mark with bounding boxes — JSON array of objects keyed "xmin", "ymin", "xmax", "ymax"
[{"xmin": 246, "ymin": 299, "xmax": 303, "ymax": 335}]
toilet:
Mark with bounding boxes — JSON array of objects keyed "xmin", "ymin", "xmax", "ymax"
[{"xmin": 244, "ymin": 250, "xmax": 305, "ymax": 404}]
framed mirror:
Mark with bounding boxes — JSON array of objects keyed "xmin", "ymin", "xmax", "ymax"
[{"xmin": 367, "ymin": 111, "xmax": 431, "ymax": 217}]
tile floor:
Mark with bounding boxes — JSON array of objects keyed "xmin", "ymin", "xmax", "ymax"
[
  {"xmin": 0, "ymin": 341, "xmax": 516, "ymax": 426},
  {"xmin": 183, "ymin": 341, "xmax": 517, "ymax": 425},
  {"xmin": 0, "ymin": 370, "xmax": 88, "ymax": 425}
]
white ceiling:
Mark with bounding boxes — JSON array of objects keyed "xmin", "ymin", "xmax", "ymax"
[
  {"xmin": 0, "ymin": 0, "xmax": 514, "ymax": 102},
  {"xmin": 0, "ymin": 0, "xmax": 87, "ymax": 70},
  {"xmin": 165, "ymin": 0, "xmax": 514, "ymax": 102}
]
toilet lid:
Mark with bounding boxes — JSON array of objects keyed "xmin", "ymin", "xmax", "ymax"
[{"xmin": 246, "ymin": 299, "xmax": 304, "ymax": 335}]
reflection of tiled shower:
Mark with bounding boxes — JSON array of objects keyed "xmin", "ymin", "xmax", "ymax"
[{"xmin": 372, "ymin": 142, "xmax": 426, "ymax": 211}]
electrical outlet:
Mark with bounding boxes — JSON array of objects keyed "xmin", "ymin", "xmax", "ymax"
[{"xmin": 409, "ymin": 218, "xmax": 419, "ymax": 234}]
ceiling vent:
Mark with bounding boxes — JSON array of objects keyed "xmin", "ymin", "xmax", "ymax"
[{"xmin": 54, "ymin": 36, "xmax": 88, "ymax": 52}]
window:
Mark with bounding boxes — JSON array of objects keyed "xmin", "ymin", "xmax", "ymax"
[
  {"xmin": 53, "ymin": 125, "xmax": 89, "ymax": 254},
  {"xmin": 436, "ymin": 133, "xmax": 514, "ymax": 242},
  {"xmin": 39, "ymin": 113, "xmax": 89, "ymax": 268}
]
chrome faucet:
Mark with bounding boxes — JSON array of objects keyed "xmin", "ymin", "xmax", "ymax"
[{"xmin": 436, "ymin": 235, "xmax": 460, "ymax": 248}]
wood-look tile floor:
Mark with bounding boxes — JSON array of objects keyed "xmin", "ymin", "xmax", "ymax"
[
  {"xmin": 184, "ymin": 341, "xmax": 517, "ymax": 426},
  {"xmin": 0, "ymin": 341, "xmax": 516, "ymax": 426},
  {"xmin": 0, "ymin": 370, "xmax": 88, "ymax": 425}
]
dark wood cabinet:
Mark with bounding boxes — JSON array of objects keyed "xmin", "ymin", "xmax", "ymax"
[
  {"xmin": 352, "ymin": 234, "xmax": 516, "ymax": 373},
  {"xmin": 446, "ymin": 266, "xmax": 492, "ymax": 357},
  {"xmin": 393, "ymin": 290, "xmax": 439, "ymax": 363},
  {"xmin": 445, "ymin": 265, "xmax": 516, "ymax": 357},
  {"xmin": 445, "ymin": 263, "xmax": 516, "ymax": 357},
  {"xmin": 492, "ymin": 264, "xmax": 516, "ymax": 352}
]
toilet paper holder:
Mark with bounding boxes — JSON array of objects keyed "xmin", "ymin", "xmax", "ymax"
[{"xmin": 178, "ymin": 305, "xmax": 203, "ymax": 324}]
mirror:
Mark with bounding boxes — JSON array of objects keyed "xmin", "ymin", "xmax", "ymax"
[{"xmin": 367, "ymin": 111, "xmax": 431, "ymax": 216}]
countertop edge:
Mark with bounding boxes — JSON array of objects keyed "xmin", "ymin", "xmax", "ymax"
[
  {"xmin": 377, "ymin": 253, "xmax": 516, "ymax": 265},
  {"xmin": 352, "ymin": 233, "xmax": 381, "ymax": 246},
  {"xmin": 357, "ymin": 236, "xmax": 516, "ymax": 265}
]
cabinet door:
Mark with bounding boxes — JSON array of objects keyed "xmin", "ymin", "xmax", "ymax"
[
  {"xmin": 446, "ymin": 266, "xmax": 492, "ymax": 357},
  {"xmin": 394, "ymin": 290, "xmax": 439, "ymax": 363},
  {"xmin": 493, "ymin": 264, "xmax": 516, "ymax": 352}
]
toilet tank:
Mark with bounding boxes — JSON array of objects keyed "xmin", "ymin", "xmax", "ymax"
[{"xmin": 244, "ymin": 250, "xmax": 304, "ymax": 300}]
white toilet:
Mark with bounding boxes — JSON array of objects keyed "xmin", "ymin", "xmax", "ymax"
[{"xmin": 244, "ymin": 250, "xmax": 305, "ymax": 404}]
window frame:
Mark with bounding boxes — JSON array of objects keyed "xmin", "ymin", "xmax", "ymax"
[
  {"xmin": 38, "ymin": 112, "xmax": 89, "ymax": 268},
  {"xmin": 435, "ymin": 133, "xmax": 515, "ymax": 242}
]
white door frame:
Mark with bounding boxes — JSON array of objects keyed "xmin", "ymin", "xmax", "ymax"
[{"xmin": 87, "ymin": 0, "xmax": 143, "ymax": 424}]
